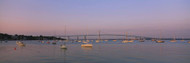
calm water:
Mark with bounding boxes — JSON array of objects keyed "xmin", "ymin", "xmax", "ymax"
[{"xmin": 0, "ymin": 40, "xmax": 190, "ymax": 63}]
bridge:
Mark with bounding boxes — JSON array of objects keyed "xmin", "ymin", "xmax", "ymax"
[{"xmin": 55, "ymin": 34, "xmax": 152, "ymax": 40}]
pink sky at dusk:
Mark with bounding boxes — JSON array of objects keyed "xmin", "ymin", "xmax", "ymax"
[{"xmin": 0, "ymin": 0, "xmax": 190, "ymax": 38}]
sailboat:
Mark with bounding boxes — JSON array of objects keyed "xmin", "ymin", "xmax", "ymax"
[
  {"xmin": 96, "ymin": 30, "xmax": 101, "ymax": 43},
  {"xmin": 81, "ymin": 29, "xmax": 93, "ymax": 47},
  {"xmin": 77, "ymin": 40, "xmax": 82, "ymax": 42},
  {"xmin": 64, "ymin": 25, "xmax": 69, "ymax": 42},
  {"xmin": 155, "ymin": 32, "xmax": 165, "ymax": 43},
  {"xmin": 151, "ymin": 38, "xmax": 156, "ymax": 41},
  {"xmin": 16, "ymin": 41, "xmax": 25, "ymax": 46},
  {"xmin": 60, "ymin": 42, "xmax": 67, "ymax": 49},
  {"xmin": 76, "ymin": 36, "xmax": 82, "ymax": 42},
  {"xmin": 113, "ymin": 40, "xmax": 117, "ymax": 41},
  {"xmin": 81, "ymin": 44, "xmax": 93, "ymax": 47},
  {"xmin": 170, "ymin": 35, "xmax": 176, "ymax": 42},
  {"xmin": 16, "ymin": 36, "xmax": 25, "ymax": 46},
  {"xmin": 138, "ymin": 33, "xmax": 145, "ymax": 42},
  {"xmin": 139, "ymin": 39, "xmax": 145, "ymax": 42},
  {"xmin": 188, "ymin": 41, "xmax": 190, "ymax": 43},
  {"xmin": 122, "ymin": 32, "xmax": 134, "ymax": 43},
  {"xmin": 156, "ymin": 40, "xmax": 165, "ymax": 43},
  {"xmin": 138, "ymin": 37, "xmax": 145, "ymax": 42},
  {"xmin": 181, "ymin": 37, "xmax": 185, "ymax": 41},
  {"xmin": 104, "ymin": 40, "xmax": 108, "ymax": 41}
]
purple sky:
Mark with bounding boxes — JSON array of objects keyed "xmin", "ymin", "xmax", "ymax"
[{"xmin": 0, "ymin": 0, "xmax": 190, "ymax": 38}]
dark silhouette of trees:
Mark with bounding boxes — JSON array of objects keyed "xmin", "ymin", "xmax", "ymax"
[{"xmin": 0, "ymin": 33, "xmax": 65, "ymax": 40}]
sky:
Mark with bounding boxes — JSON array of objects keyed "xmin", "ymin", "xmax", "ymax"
[{"xmin": 0, "ymin": 0, "xmax": 190, "ymax": 38}]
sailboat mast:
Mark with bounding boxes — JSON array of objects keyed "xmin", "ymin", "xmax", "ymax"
[
  {"xmin": 98, "ymin": 30, "xmax": 101, "ymax": 40},
  {"xmin": 173, "ymin": 32, "xmax": 176, "ymax": 40},
  {"xmin": 64, "ymin": 25, "xmax": 66, "ymax": 36},
  {"xmin": 126, "ymin": 32, "xmax": 128, "ymax": 40},
  {"xmin": 159, "ymin": 31, "xmax": 162, "ymax": 40}
]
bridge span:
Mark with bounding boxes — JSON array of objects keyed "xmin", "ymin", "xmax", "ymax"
[{"xmin": 54, "ymin": 34, "xmax": 152, "ymax": 40}]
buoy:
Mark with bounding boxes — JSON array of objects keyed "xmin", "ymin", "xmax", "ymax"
[{"xmin": 14, "ymin": 48, "xmax": 16, "ymax": 50}]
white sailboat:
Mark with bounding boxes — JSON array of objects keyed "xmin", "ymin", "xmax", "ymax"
[
  {"xmin": 156, "ymin": 32, "xmax": 165, "ymax": 43},
  {"xmin": 60, "ymin": 43, "xmax": 67, "ymax": 49},
  {"xmin": 156, "ymin": 40, "xmax": 165, "ymax": 43},
  {"xmin": 170, "ymin": 35, "xmax": 176, "ymax": 42},
  {"xmin": 16, "ymin": 41, "xmax": 25, "ymax": 46},
  {"xmin": 81, "ymin": 44, "xmax": 93, "ymax": 47},
  {"xmin": 122, "ymin": 32, "xmax": 134, "ymax": 43},
  {"xmin": 96, "ymin": 30, "xmax": 101, "ymax": 43},
  {"xmin": 81, "ymin": 28, "xmax": 93, "ymax": 47}
]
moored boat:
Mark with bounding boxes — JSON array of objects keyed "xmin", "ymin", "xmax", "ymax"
[
  {"xmin": 60, "ymin": 45, "xmax": 67, "ymax": 49},
  {"xmin": 170, "ymin": 35, "xmax": 176, "ymax": 42},
  {"xmin": 122, "ymin": 32, "xmax": 134, "ymax": 43},
  {"xmin": 188, "ymin": 41, "xmax": 190, "ymax": 43},
  {"xmin": 122, "ymin": 40, "xmax": 134, "ymax": 43},
  {"xmin": 113, "ymin": 40, "xmax": 117, "ymax": 41},
  {"xmin": 16, "ymin": 41, "xmax": 25, "ymax": 46},
  {"xmin": 156, "ymin": 40, "xmax": 165, "ymax": 43},
  {"xmin": 81, "ymin": 44, "xmax": 93, "ymax": 47}
]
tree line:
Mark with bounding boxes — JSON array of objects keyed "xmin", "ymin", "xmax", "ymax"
[{"xmin": 0, "ymin": 33, "xmax": 65, "ymax": 40}]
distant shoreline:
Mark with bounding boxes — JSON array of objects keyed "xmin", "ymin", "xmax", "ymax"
[
  {"xmin": 0, "ymin": 33, "xmax": 65, "ymax": 40},
  {"xmin": 1, "ymin": 33, "xmax": 189, "ymax": 40}
]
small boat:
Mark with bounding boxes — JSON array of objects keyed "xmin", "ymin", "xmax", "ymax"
[
  {"xmin": 170, "ymin": 40, "xmax": 176, "ymax": 42},
  {"xmin": 138, "ymin": 38, "xmax": 145, "ymax": 42},
  {"xmin": 86, "ymin": 40, "xmax": 90, "ymax": 42},
  {"xmin": 60, "ymin": 45, "xmax": 67, "ymax": 49},
  {"xmin": 188, "ymin": 41, "xmax": 190, "ymax": 43},
  {"xmin": 138, "ymin": 34, "xmax": 145, "ymax": 42},
  {"xmin": 64, "ymin": 40, "xmax": 69, "ymax": 42},
  {"xmin": 151, "ymin": 39, "xmax": 156, "ymax": 41},
  {"xmin": 156, "ymin": 31, "xmax": 165, "ymax": 43},
  {"xmin": 122, "ymin": 32, "xmax": 134, "ymax": 43},
  {"xmin": 113, "ymin": 40, "xmax": 117, "ymax": 41},
  {"xmin": 77, "ymin": 40, "xmax": 82, "ymax": 42},
  {"xmin": 170, "ymin": 35, "xmax": 176, "ymax": 42},
  {"xmin": 83, "ymin": 41, "xmax": 88, "ymax": 43},
  {"xmin": 181, "ymin": 37, "xmax": 185, "ymax": 41},
  {"xmin": 139, "ymin": 40, "xmax": 145, "ymax": 42},
  {"xmin": 104, "ymin": 40, "xmax": 108, "ymax": 41},
  {"xmin": 81, "ymin": 29, "xmax": 93, "ymax": 47},
  {"xmin": 95, "ymin": 40, "xmax": 100, "ymax": 42},
  {"xmin": 16, "ymin": 41, "xmax": 25, "ymax": 46},
  {"xmin": 122, "ymin": 40, "xmax": 134, "ymax": 43},
  {"xmin": 81, "ymin": 44, "xmax": 93, "ymax": 47},
  {"xmin": 156, "ymin": 40, "xmax": 165, "ymax": 43},
  {"xmin": 181, "ymin": 40, "xmax": 185, "ymax": 41}
]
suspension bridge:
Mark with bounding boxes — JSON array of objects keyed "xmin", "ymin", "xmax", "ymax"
[{"xmin": 55, "ymin": 34, "xmax": 152, "ymax": 40}]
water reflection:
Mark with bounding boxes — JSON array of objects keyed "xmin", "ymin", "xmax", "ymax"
[
  {"xmin": 0, "ymin": 40, "xmax": 190, "ymax": 63},
  {"xmin": 81, "ymin": 46, "xmax": 93, "ymax": 50},
  {"xmin": 60, "ymin": 48, "xmax": 67, "ymax": 63}
]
